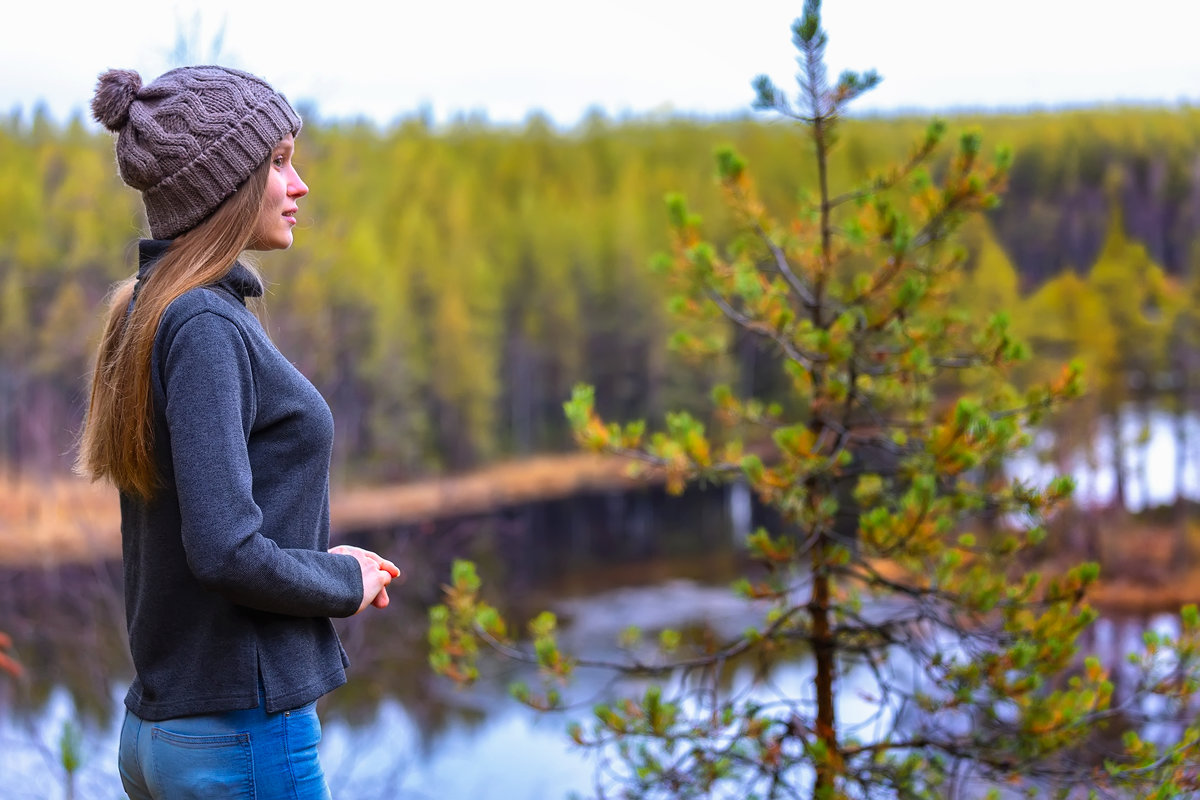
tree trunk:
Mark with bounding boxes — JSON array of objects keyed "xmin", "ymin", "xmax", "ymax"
[
  {"xmin": 1111, "ymin": 412, "xmax": 1128, "ymax": 512},
  {"xmin": 1173, "ymin": 384, "xmax": 1191, "ymax": 568},
  {"xmin": 810, "ymin": 536, "xmax": 839, "ymax": 798},
  {"xmin": 1139, "ymin": 400, "xmax": 1153, "ymax": 509}
]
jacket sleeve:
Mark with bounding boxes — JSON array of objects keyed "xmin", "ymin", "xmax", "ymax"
[{"xmin": 162, "ymin": 310, "xmax": 362, "ymax": 618}]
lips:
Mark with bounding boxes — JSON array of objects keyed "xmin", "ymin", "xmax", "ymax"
[{"xmin": 283, "ymin": 208, "xmax": 298, "ymax": 224}]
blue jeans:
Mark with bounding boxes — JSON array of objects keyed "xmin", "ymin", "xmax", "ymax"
[{"xmin": 118, "ymin": 692, "xmax": 331, "ymax": 800}]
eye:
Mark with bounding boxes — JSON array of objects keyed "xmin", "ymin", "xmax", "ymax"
[{"xmin": 272, "ymin": 154, "xmax": 286, "ymax": 168}]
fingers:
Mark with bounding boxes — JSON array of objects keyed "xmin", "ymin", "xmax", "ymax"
[
  {"xmin": 360, "ymin": 548, "xmax": 401, "ymax": 578},
  {"xmin": 348, "ymin": 554, "xmax": 389, "ymax": 614},
  {"xmin": 369, "ymin": 555, "xmax": 401, "ymax": 578},
  {"xmin": 330, "ymin": 545, "xmax": 401, "ymax": 579},
  {"xmin": 362, "ymin": 567, "xmax": 392, "ymax": 613},
  {"xmin": 332, "ymin": 545, "xmax": 400, "ymax": 613}
]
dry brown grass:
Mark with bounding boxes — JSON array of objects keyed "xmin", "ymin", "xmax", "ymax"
[
  {"xmin": 0, "ymin": 454, "xmax": 652, "ymax": 567},
  {"xmin": 1088, "ymin": 574, "xmax": 1200, "ymax": 614},
  {"xmin": 6, "ymin": 458, "xmax": 1200, "ymax": 617},
  {"xmin": 329, "ymin": 452, "xmax": 650, "ymax": 531},
  {"xmin": 1083, "ymin": 516, "xmax": 1200, "ymax": 614},
  {"xmin": 1029, "ymin": 512, "xmax": 1200, "ymax": 614},
  {"xmin": 0, "ymin": 471, "xmax": 121, "ymax": 567}
]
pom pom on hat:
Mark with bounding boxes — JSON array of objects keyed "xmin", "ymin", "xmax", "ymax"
[{"xmin": 91, "ymin": 69, "xmax": 143, "ymax": 132}]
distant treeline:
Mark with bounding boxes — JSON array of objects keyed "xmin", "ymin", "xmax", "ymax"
[{"xmin": 3, "ymin": 106, "xmax": 1200, "ymax": 488}]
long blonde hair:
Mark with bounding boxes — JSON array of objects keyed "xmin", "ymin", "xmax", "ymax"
[{"xmin": 76, "ymin": 157, "xmax": 271, "ymax": 499}]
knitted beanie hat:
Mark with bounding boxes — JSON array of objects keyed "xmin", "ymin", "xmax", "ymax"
[{"xmin": 91, "ymin": 66, "xmax": 302, "ymax": 239}]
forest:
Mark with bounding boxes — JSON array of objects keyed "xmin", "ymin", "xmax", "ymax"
[
  {"xmin": 3, "ymin": 103, "xmax": 1200, "ymax": 500},
  {"xmin": 9, "ymin": 5, "xmax": 1200, "ymax": 792}
]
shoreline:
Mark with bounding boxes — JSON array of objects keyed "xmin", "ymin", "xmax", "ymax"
[
  {"xmin": 0, "ymin": 453, "xmax": 652, "ymax": 568},
  {"xmin": 3, "ymin": 457, "xmax": 1199, "ymax": 616}
]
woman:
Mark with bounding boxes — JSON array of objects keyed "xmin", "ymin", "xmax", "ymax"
[{"xmin": 78, "ymin": 65, "xmax": 398, "ymax": 799}]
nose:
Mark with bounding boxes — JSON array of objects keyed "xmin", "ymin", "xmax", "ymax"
[{"xmin": 288, "ymin": 167, "xmax": 309, "ymax": 199}]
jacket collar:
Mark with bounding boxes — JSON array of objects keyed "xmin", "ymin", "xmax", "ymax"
[{"xmin": 137, "ymin": 239, "xmax": 265, "ymax": 303}]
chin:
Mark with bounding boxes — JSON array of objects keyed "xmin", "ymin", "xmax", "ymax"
[{"xmin": 250, "ymin": 233, "xmax": 294, "ymax": 252}]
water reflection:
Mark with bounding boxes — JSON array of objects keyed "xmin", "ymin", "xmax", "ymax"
[
  {"xmin": 0, "ymin": 484, "xmax": 1180, "ymax": 799},
  {"xmin": 0, "ymin": 485, "xmax": 748, "ymax": 799}
]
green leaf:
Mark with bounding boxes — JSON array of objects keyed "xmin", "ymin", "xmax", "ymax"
[
  {"xmin": 715, "ymin": 146, "xmax": 746, "ymax": 181},
  {"xmin": 451, "ymin": 559, "xmax": 481, "ymax": 593},
  {"xmin": 665, "ymin": 192, "xmax": 689, "ymax": 229},
  {"xmin": 751, "ymin": 75, "xmax": 778, "ymax": 110},
  {"xmin": 741, "ymin": 454, "xmax": 764, "ymax": 483},
  {"xmin": 563, "ymin": 384, "xmax": 595, "ymax": 431}
]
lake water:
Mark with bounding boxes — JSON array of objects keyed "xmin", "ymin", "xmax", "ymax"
[
  {"xmin": 0, "ymin": 475, "xmax": 1185, "ymax": 800},
  {"xmin": 1013, "ymin": 405, "xmax": 1200, "ymax": 512},
  {"xmin": 0, "ymin": 485, "xmax": 759, "ymax": 800}
]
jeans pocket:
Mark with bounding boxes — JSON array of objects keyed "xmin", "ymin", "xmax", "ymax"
[{"xmin": 150, "ymin": 726, "xmax": 256, "ymax": 800}]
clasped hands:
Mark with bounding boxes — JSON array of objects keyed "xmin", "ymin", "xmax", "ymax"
[{"xmin": 329, "ymin": 544, "xmax": 401, "ymax": 614}]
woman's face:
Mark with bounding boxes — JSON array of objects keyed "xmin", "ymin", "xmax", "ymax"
[{"xmin": 249, "ymin": 134, "xmax": 308, "ymax": 251}]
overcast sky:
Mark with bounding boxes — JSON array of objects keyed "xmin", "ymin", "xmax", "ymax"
[{"xmin": 5, "ymin": 1, "xmax": 1199, "ymax": 128}]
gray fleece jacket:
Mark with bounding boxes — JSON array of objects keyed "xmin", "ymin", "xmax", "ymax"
[{"xmin": 120, "ymin": 239, "xmax": 363, "ymax": 721}]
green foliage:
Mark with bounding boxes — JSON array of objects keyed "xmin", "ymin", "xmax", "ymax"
[
  {"xmin": 58, "ymin": 719, "xmax": 82, "ymax": 773},
  {"xmin": 1095, "ymin": 604, "xmax": 1200, "ymax": 795},
  {"xmin": 427, "ymin": 559, "xmax": 489, "ymax": 684},
  {"xmin": 59, "ymin": 718, "xmax": 82, "ymax": 800},
  {"xmin": 429, "ymin": 4, "xmax": 1200, "ymax": 798},
  {"xmin": 6, "ymin": 75, "xmax": 1200, "ymax": 479}
]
